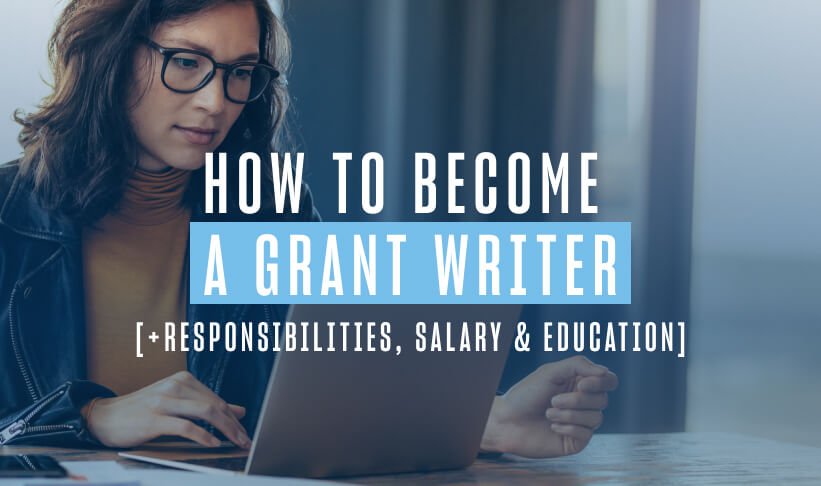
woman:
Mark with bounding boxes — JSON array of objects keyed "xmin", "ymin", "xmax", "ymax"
[{"xmin": 0, "ymin": 0, "xmax": 617, "ymax": 459}]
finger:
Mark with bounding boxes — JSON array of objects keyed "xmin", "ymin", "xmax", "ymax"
[
  {"xmin": 174, "ymin": 390, "xmax": 248, "ymax": 443},
  {"xmin": 550, "ymin": 423, "xmax": 593, "ymax": 444},
  {"xmin": 546, "ymin": 408, "xmax": 604, "ymax": 429},
  {"xmin": 159, "ymin": 398, "xmax": 251, "ymax": 449},
  {"xmin": 229, "ymin": 404, "xmax": 246, "ymax": 419},
  {"xmin": 156, "ymin": 416, "xmax": 221, "ymax": 447},
  {"xmin": 545, "ymin": 356, "xmax": 609, "ymax": 385},
  {"xmin": 166, "ymin": 373, "xmax": 249, "ymax": 440},
  {"xmin": 551, "ymin": 391, "xmax": 608, "ymax": 410},
  {"xmin": 576, "ymin": 372, "xmax": 618, "ymax": 393}
]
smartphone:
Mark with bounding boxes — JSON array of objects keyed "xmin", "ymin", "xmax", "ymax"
[{"xmin": 0, "ymin": 455, "xmax": 68, "ymax": 478}]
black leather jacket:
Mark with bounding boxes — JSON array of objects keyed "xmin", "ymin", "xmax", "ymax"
[{"xmin": 0, "ymin": 161, "xmax": 320, "ymax": 446}]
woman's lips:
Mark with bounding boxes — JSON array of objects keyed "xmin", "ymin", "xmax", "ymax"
[{"xmin": 176, "ymin": 126, "xmax": 217, "ymax": 145}]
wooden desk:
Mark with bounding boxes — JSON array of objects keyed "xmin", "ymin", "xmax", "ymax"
[{"xmin": 2, "ymin": 433, "xmax": 819, "ymax": 484}]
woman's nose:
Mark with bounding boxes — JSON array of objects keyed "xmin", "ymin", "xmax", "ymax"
[{"xmin": 191, "ymin": 73, "xmax": 226, "ymax": 114}]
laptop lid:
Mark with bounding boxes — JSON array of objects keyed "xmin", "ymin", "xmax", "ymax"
[{"xmin": 246, "ymin": 304, "xmax": 520, "ymax": 478}]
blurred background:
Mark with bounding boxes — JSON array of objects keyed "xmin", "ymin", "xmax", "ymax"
[{"xmin": 1, "ymin": 0, "xmax": 819, "ymax": 446}]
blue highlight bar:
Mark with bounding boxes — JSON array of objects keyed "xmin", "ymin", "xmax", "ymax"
[{"xmin": 190, "ymin": 222, "xmax": 631, "ymax": 304}]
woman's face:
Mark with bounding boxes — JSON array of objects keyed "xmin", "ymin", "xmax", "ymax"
[{"xmin": 128, "ymin": 2, "xmax": 260, "ymax": 172}]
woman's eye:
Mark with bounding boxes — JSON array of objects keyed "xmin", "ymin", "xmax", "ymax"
[
  {"xmin": 232, "ymin": 68, "xmax": 253, "ymax": 80},
  {"xmin": 172, "ymin": 57, "xmax": 199, "ymax": 69}
]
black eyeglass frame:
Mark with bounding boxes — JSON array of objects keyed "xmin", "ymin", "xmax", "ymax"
[{"xmin": 142, "ymin": 38, "xmax": 280, "ymax": 104}]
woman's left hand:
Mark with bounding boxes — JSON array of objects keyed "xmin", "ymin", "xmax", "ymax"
[{"xmin": 480, "ymin": 355, "xmax": 618, "ymax": 458}]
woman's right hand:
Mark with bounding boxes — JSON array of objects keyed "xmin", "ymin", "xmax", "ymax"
[{"xmin": 84, "ymin": 371, "xmax": 251, "ymax": 449}]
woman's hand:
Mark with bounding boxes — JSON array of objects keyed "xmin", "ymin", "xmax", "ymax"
[
  {"xmin": 84, "ymin": 371, "xmax": 251, "ymax": 449},
  {"xmin": 480, "ymin": 356, "xmax": 618, "ymax": 458}
]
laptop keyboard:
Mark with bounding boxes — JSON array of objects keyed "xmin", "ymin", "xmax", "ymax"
[{"xmin": 181, "ymin": 456, "xmax": 249, "ymax": 472}]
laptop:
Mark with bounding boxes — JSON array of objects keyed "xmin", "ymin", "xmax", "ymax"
[{"xmin": 120, "ymin": 304, "xmax": 520, "ymax": 478}]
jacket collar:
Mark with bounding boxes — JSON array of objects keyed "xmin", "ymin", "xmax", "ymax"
[
  {"xmin": 0, "ymin": 165, "xmax": 80, "ymax": 245},
  {"xmin": 0, "ymin": 164, "xmax": 213, "ymax": 245}
]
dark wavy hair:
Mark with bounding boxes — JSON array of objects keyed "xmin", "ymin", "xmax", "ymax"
[{"xmin": 14, "ymin": 0, "xmax": 292, "ymax": 224}]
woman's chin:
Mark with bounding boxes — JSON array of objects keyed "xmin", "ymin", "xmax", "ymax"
[{"xmin": 160, "ymin": 152, "xmax": 210, "ymax": 172}]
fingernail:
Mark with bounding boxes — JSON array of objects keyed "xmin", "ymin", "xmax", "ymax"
[
  {"xmin": 546, "ymin": 408, "xmax": 558, "ymax": 419},
  {"xmin": 210, "ymin": 437, "xmax": 220, "ymax": 446},
  {"xmin": 241, "ymin": 433, "xmax": 252, "ymax": 448},
  {"xmin": 551, "ymin": 396, "xmax": 564, "ymax": 407}
]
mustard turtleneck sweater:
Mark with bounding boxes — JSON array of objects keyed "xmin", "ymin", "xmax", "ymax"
[{"xmin": 83, "ymin": 167, "xmax": 191, "ymax": 395}]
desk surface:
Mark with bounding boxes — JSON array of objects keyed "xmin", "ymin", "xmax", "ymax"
[{"xmin": 2, "ymin": 433, "xmax": 819, "ymax": 485}]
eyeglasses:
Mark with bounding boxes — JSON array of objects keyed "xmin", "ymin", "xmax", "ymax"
[{"xmin": 142, "ymin": 39, "xmax": 279, "ymax": 104}]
